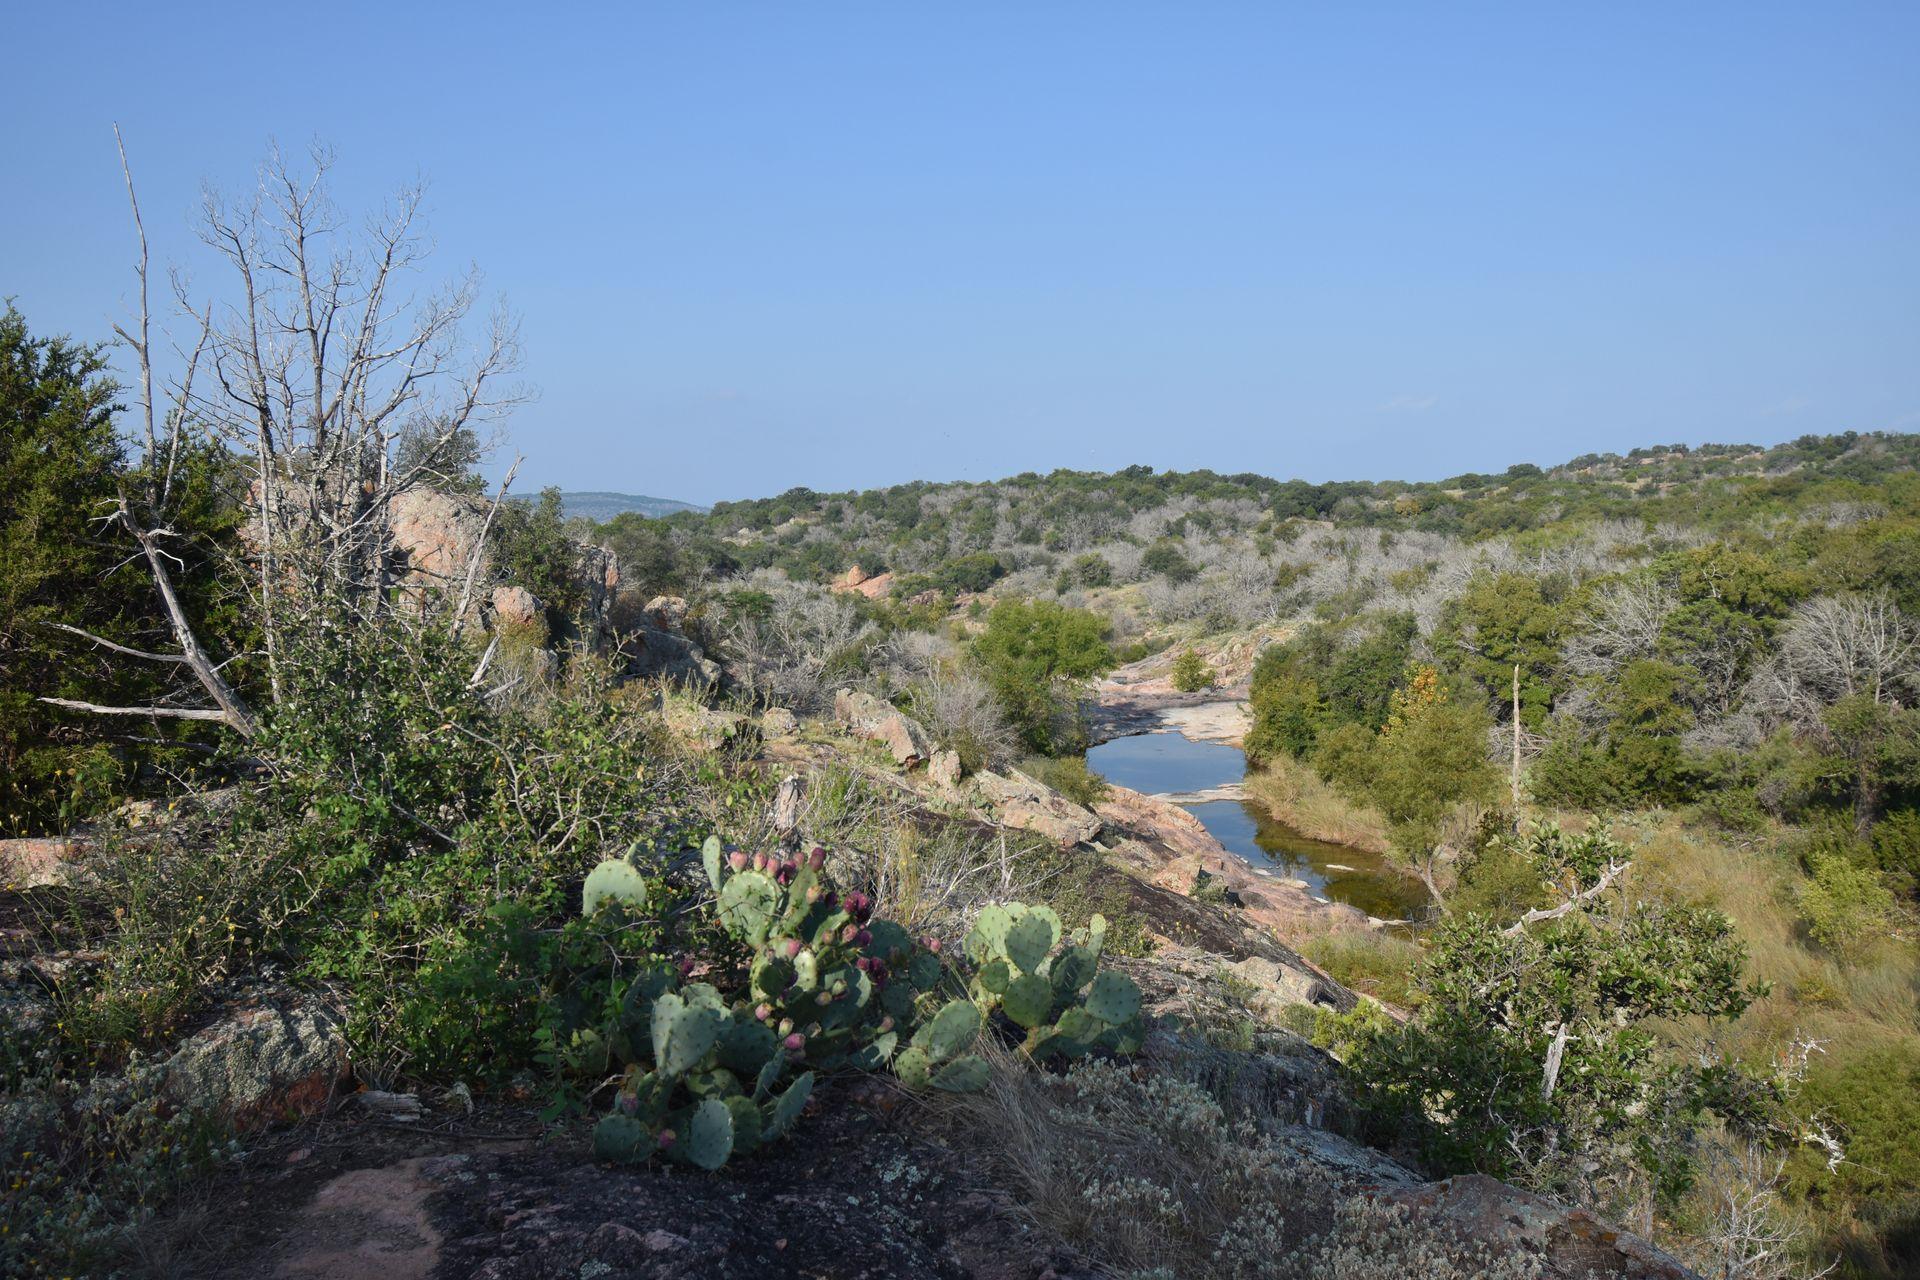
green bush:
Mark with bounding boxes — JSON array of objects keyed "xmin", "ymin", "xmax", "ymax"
[
  {"xmin": 1170, "ymin": 649, "xmax": 1214, "ymax": 692},
  {"xmin": 1142, "ymin": 540, "xmax": 1198, "ymax": 584},
  {"xmin": 969, "ymin": 599, "xmax": 1113, "ymax": 754},
  {"xmin": 1796, "ymin": 854, "xmax": 1895, "ymax": 959},
  {"xmin": 1352, "ymin": 897, "xmax": 1762, "ymax": 1207}
]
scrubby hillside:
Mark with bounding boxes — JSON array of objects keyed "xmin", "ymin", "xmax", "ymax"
[{"xmin": 5, "ymin": 271, "xmax": 1913, "ymax": 1280}]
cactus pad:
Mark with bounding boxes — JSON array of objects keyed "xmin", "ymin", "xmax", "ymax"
[
  {"xmin": 1084, "ymin": 970, "xmax": 1142, "ymax": 1025},
  {"xmin": 592, "ymin": 1113, "xmax": 650, "ymax": 1162},
  {"xmin": 977, "ymin": 957, "xmax": 1012, "ymax": 994},
  {"xmin": 966, "ymin": 904, "xmax": 1013, "ymax": 963},
  {"xmin": 1002, "ymin": 973, "xmax": 1054, "ymax": 1028},
  {"xmin": 651, "ymin": 991, "xmax": 720, "ymax": 1076},
  {"xmin": 1004, "ymin": 912, "xmax": 1055, "ymax": 974},
  {"xmin": 582, "ymin": 859, "xmax": 652, "ymax": 916},
  {"xmin": 764, "ymin": 1071, "xmax": 814, "ymax": 1140},
  {"xmin": 930, "ymin": 1055, "xmax": 990, "ymax": 1092},
  {"xmin": 717, "ymin": 870, "xmax": 782, "ymax": 945},
  {"xmin": 683, "ymin": 1098, "xmax": 735, "ymax": 1170},
  {"xmin": 913, "ymin": 999, "xmax": 981, "ymax": 1062}
]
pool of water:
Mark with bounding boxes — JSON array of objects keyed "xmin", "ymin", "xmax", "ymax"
[
  {"xmin": 1080, "ymin": 731, "xmax": 1244, "ymax": 795},
  {"xmin": 1085, "ymin": 729, "xmax": 1429, "ymax": 921}
]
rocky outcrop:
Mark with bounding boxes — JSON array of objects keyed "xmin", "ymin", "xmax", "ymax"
[
  {"xmin": 488, "ymin": 585, "xmax": 544, "ymax": 631},
  {"xmin": 661, "ymin": 698, "xmax": 753, "ymax": 751},
  {"xmin": 1096, "ymin": 783, "xmax": 1373, "ymax": 936},
  {"xmin": 833, "ymin": 688, "xmax": 935, "ymax": 768},
  {"xmin": 158, "ymin": 992, "xmax": 350, "ymax": 1131},
  {"xmin": 625, "ymin": 596, "xmax": 722, "ymax": 688},
  {"xmin": 388, "ymin": 488, "xmax": 489, "ymax": 587},
  {"xmin": 830, "ymin": 565, "xmax": 895, "ymax": 600},
  {"xmin": 927, "ymin": 748, "xmax": 963, "ymax": 790},
  {"xmin": 220, "ymin": 1081, "xmax": 1096, "ymax": 1280},
  {"xmin": 968, "ymin": 769, "xmax": 1102, "ymax": 846}
]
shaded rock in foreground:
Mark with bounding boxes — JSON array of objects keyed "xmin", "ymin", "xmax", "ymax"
[
  {"xmin": 159, "ymin": 993, "xmax": 350, "ymax": 1131},
  {"xmin": 1382, "ymin": 1173, "xmax": 1699, "ymax": 1279}
]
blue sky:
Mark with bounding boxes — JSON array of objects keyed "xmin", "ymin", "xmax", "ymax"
[{"xmin": 4, "ymin": 3, "xmax": 1915, "ymax": 505}]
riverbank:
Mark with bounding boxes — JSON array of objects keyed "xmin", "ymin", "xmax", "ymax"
[{"xmin": 1241, "ymin": 756, "xmax": 1391, "ymax": 856}]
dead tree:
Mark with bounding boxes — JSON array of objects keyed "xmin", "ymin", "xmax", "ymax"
[{"xmin": 40, "ymin": 131, "xmax": 525, "ymax": 738}]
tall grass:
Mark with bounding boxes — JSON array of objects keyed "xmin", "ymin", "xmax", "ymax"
[{"xmin": 1243, "ymin": 755, "xmax": 1391, "ymax": 853}]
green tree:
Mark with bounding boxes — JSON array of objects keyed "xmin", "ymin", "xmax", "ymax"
[
  {"xmin": 1435, "ymin": 572, "xmax": 1563, "ymax": 729},
  {"xmin": 0, "ymin": 306, "xmax": 156, "ymax": 830},
  {"xmin": 1244, "ymin": 663, "xmax": 1328, "ymax": 763},
  {"xmin": 493, "ymin": 487, "xmax": 588, "ymax": 622},
  {"xmin": 969, "ymin": 599, "xmax": 1112, "ymax": 754},
  {"xmin": 1806, "ymin": 695, "xmax": 1920, "ymax": 836},
  {"xmin": 1142, "ymin": 540, "xmax": 1197, "ymax": 584},
  {"xmin": 1796, "ymin": 853, "xmax": 1895, "ymax": 958},
  {"xmin": 1363, "ymin": 673, "xmax": 1500, "ymax": 898}
]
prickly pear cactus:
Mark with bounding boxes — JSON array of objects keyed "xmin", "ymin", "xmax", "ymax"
[
  {"xmin": 965, "ymin": 905, "xmax": 1145, "ymax": 1061},
  {"xmin": 588, "ymin": 842, "xmax": 980, "ymax": 1168}
]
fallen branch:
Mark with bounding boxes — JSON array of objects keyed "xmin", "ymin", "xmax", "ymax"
[{"xmin": 37, "ymin": 697, "xmax": 232, "ymax": 722}]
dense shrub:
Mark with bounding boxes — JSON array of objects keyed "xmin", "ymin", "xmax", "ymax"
[
  {"xmin": 1170, "ymin": 649, "xmax": 1215, "ymax": 692},
  {"xmin": 1019, "ymin": 755, "xmax": 1110, "ymax": 807},
  {"xmin": 1795, "ymin": 854, "xmax": 1895, "ymax": 959},
  {"xmin": 1353, "ymin": 857, "xmax": 1764, "ymax": 1211},
  {"xmin": 969, "ymin": 599, "xmax": 1113, "ymax": 754}
]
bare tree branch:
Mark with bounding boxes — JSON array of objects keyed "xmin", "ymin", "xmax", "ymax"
[
  {"xmin": 39, "ymin": 621, "xmax": 188, "ymax": 664},
  {"xmin": 1503, "ymin": 859, "xmax": 1632, "ymax": 935}
]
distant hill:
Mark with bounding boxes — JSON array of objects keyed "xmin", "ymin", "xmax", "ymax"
[{"xmin": 552, "ymin": 491, "xmax": 708, "ymax": 520}]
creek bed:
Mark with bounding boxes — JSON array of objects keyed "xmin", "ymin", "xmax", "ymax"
[{"xmin": 1086, "ymin": 729, "xmax": 1429, "ymax": 921}]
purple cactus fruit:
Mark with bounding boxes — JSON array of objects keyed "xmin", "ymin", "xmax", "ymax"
[
  {"xmin": 782, "ymin": 938, "xmax": 803, "ymax": 959},
  {"xmin": 657, "ymin": 1129, "xmax": 677, "ymax": 1149},
  {"xmin": 618, "ymin": 1093, "xmax": 639, "ymax": 1115},
  {"xmin": 824, "ymin": 891, "xmax": 839, "ymax": 910},
  {"xmin": 754, "ymin": 851, "xmax": 771, "ymax": 873},
  {"xmin": 755, "ymin": 1003, "xmax": 773, "ymax": 1021},
  {"xmin": 808, "ymin": 846, "xmax": 827, "ymax": 870},
  {"xmin": 840, "ymin": 924, "xmax": 861, "ymax": 945},
  {"xmin": 677, "ymin": 956, "xmax": 696, "ymax": 978},
  {"xmin": 775, "ymin": 864, "xmax": 796, "ymax": 886},
  {"xmin": 877, "ymin": 1016, "xmax": 895, "ymax": 1033},
  {"xmin": 855, "ymin": 928, "xmax": 873, "ymax": 948},
  {"xmin": 845, "ymin": 892, "xmax": 873, "ymax": 923},
  {"xmin": 924, "ymin": 937, "xmax": 942, "ymax": 955},
  {"xmin": 728, "ymin": 850, "xmax": 750, "ymax": 872},
  {"xmin": 783, "ymin": 1032, "xmax": 806, "ymax": 1053}
]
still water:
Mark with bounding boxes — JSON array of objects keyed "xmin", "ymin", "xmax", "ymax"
[{"xmin": 1085, "ymin": 730, "xmax": 1429, "ymax": 921}]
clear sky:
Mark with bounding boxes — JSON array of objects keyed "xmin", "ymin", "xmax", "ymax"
[{"xmin": 4, "ymin": 2, "xmax": 1915, "ymax": 505}]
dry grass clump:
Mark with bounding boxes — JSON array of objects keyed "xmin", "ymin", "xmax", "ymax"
[
  {"xmin": 945, "ymin": 1044, "xmax": 1544, "ymax": 1279},
  {"xmin": 1243, "ymin": 756, "xmax": 1391, "ymax": 853}
]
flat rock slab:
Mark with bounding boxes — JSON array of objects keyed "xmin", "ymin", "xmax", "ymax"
[{"xmin": 202, "ymin": 1087, "xmax": 1095, "ymax": 1280}]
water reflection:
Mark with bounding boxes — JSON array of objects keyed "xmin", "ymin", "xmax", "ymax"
[
  {"xmin": 1085, "ymin": 729, "xmax": 1428, "ymax": 921},
  {"xmin": 1183, "ymin": 799, "xmax": 1429, "ymax": 921}
]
